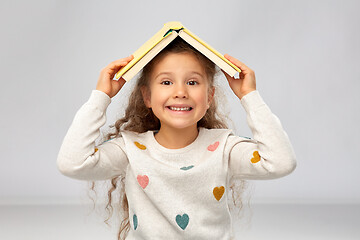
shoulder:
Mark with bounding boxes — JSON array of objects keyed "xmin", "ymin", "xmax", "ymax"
[
  {"xmin": 199, "ymin": 128, "xmax": 233, "ymax": 150},
  {"xmin": 200, "ymin": 127, "xmax": 233, "ymax": 136},
  {"xmin": 199, "ymin": 128, "xmax": 256, "ymax": 150},
  {"xmin": 224, "ymin": 132, "xmax": 256, "ymax": 153},
  {"xmin": 99, "ymin": 130, "xmax": 151, "ymax": 146},
  {"xmin": 119, "ymin": 129, "xmax": 149, "ymax": 138},
  {"xmin": 200, "ymin": 128, "xmax": 253, "ymax": 143},
  {"xmin": 117, "ymin": 129, "xmax": 154, "ymax": 149}
]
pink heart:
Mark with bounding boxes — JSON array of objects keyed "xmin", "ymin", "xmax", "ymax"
[
  {"xmin": 137, "ymin": 175, "xmax": 149, "ymax": 189},
  {"xmin": 207, "ymin": 141, "xmax": 219, "ymax": 151}
]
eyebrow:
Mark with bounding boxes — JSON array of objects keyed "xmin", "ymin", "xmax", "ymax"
[{"xmin": 155, "ymin": 71, "xmax": 204, "ymax": 79}]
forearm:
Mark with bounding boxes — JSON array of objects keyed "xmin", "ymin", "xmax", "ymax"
[
  {"xmin": 229, "ymin": 90, "xmax": 297, "ymax": 179},
  {"xmin": 57, "ymin": 90, "xmax": 126, "ymax": 180}
]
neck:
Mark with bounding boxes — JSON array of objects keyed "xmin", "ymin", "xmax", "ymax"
[{"xmin": 154, "ymin": 125, "xmax": 199, "ymax": 149}]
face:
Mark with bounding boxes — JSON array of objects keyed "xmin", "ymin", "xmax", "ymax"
[{"xmin": 142, "ymin": 52, "xmax": 214, "ymax": 132}]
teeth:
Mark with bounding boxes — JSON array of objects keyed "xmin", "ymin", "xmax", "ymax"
[{"xmin": 169, "ymin": 107, "xmax": 191, "ymax": 111}]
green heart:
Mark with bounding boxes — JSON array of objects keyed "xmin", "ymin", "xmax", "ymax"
[
  {"xmin": 176, "ymin": 213, "xmax": 189, "ymax": 230},
  {"xmin": 133, "ymin": 214, "xmax": 138, "ymax": 230},
  {"xmin": 180, "ymin": 165, "xmax": 194, "ymax": 171},
  {"xmin": 240, "ymin": 135, "xmax": 251, "ymax": 139}
]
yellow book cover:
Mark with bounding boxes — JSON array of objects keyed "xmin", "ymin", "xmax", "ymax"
[
  {"xmin": 181, "ymin": 28, "xmax": 241, "ymax": 73},
  {"xmin": 114, "ymin": 22, "xmax": 183, "ymax": 80},
  {"xmin": 114, "ymin": 21, "xmax": 240, "ymax": 80}
]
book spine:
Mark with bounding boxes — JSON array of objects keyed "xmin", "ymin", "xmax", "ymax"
[
  {"xmin": 114, "ymin": 26, "xmax": 172, "ymax": 80},
  {"xmin": 179, "ymin": 31, "xmax": 238, "ymax": 77},
  {"xmin": 182, "ymin": 28, "xmax": 241, "ymax": 73},
  {"xmin": 122, "ymin": 31, "xmax": 179, "ymax": 81}
]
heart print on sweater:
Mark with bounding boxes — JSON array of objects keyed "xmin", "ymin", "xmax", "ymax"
[{"xmin": 137, "ymin": 175, "xmax": 149, "ymax": 189}]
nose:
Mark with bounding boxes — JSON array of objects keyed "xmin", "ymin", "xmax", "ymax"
[{"xmin": 173, "ymin": 83, "xmax": 188, "ymax": 98}]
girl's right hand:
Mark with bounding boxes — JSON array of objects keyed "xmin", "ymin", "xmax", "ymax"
[{"xmin": 96, "ymin": 55, "xmax": 134, "ymax": 98}]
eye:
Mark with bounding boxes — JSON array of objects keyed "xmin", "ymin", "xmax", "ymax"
[
  {"xmin": 161, "ymin": 80, "xmax": 172, "ymax": 85},
  {"xmin": 187, "ymin": 80, "xmax": 198, "ymax": 85}
]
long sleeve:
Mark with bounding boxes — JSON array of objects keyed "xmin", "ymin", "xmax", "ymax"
[
  {"xmin": 227, "ymin": 90, "xmax": 297, "ymax": 180},
  {"xmin": 57, "ymin": 90, "xmax": 128, "ymax": 180}
]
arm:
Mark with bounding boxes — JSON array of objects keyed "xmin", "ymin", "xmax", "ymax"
[
  {"xmin": 57, "ymin": 90, "xmax": 128, "ymax": 180},
  {"xmin": 227, "ymin": 90, "xmax": 297, "ymax": 179},
  {"xmin": 222, "ymin": 54, "xmax": 296, "ymax": 179},
  {"xmin": 57, "ymin": 55, "xmax": 134, "ymax": 180}
]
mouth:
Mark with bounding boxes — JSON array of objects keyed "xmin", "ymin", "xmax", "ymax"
[{"xmin": 166, "ymin": 106, "xmax": 193, "ymax": 112}]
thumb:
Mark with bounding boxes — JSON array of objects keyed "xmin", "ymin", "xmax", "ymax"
[
  {"xmin": 111, "ymin": 78, "xmax": 126, "ymax": 97},
  {"xmin": 117, "ymin": 77, "xmax": 126, "ymax": 89}
]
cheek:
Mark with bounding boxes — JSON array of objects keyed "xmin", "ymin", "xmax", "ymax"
[
  {"xmin": 149, "ymin": 91, "xmax": 167, "ymax": 108},
  {"xmin": 193, "ymin": 90, "xmax": 209, "ymax": 108}
]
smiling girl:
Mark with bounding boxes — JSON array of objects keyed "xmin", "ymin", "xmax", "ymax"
[{"xmin": 57, "ymin": 37, "xmax": 296, "ymax": 240}]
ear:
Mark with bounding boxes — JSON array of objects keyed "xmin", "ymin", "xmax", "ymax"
[
  {"xmin": 141, "ymin": 86, "xmax": 151, "ymax": 108},
  {"xmin": 207, "ymin": 86, "xmax": 215, "ymax": 109}
]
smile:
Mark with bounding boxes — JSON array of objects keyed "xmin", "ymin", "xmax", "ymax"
[{"xmin": 168, "ymin": 106, "xmax": 192, "ymax": 111}]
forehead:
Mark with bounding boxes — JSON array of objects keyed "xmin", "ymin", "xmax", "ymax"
[{"xmin": 151, "ymin": 52, "xmax": 206, "ymax": 77}]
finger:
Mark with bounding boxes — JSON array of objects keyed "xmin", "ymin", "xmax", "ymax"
[
  {"xmin": 108, "ymin": 57, "xmax": 133, "ymax": 71},
  {"xmin": 111, "ymin": 55, "xmax": 134, "ymax": 66},
  {"xmin": 117, "ymin": 55, "xmax": 134, "ymax": 62},
  {"xmin": 108, "ymin": 61, "xmax": 129, "ymax": 71},
  {"xmin": 224, "ymin": 54, "xmax": 247, "ymax": 67},
  {"xmin": 110, "ymin": 55, "xmax": 134, "ymax": 66},
  {"xmin": 224, "ymin": 54, "xmax": 251, "ymax": 73},
  {"xmin": 118, "ymin": 77, "xmax": 126, "ymax": 88},
  {"xmin": 112, "ymin": 77, "xmax": 126, "ymax": 89}
]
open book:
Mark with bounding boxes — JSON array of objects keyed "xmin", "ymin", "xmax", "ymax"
[{"xmin": 114, "ymin": 21, "xmax": 241, "ymax": 81}]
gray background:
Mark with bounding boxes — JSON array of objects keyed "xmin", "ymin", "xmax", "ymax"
[
  {"xmin": 0, "ymin": 0, "xmax": 359, "ymax": 225},
  {"xmin": 1, "ymin": 0, "xmax": 359, "ymax": 239}
]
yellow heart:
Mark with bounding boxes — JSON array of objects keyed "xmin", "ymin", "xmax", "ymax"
[
  {"xmin": 134, "ymin": 141, "xmax": 146, "ymax": 150},
  {"xmin": 94, "ymin": 148, "xmax": 98, "ymax": 153},
  {"xmin": 251, "ymin": 151, "xmax": 261, "ymax": 163},
  {"xmin": 213, "ymin": 186, "xmax": 225, "ymax": 201}
]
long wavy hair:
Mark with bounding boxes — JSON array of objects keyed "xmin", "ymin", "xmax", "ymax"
[{"xmin": 89, "ymin": 37, "xmax": 251, "ymax": 239}]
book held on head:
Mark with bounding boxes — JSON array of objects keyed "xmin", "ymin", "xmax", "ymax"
[{"xmin": 114, "ymin": 21, "xmax": 241, "ymax": 82}]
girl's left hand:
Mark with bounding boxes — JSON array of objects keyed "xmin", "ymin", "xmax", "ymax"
[{"xmin": 221, "ymin": 54, "xmax": 256, "ymax": 100}]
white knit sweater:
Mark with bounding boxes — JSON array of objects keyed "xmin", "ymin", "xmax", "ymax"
[{"xmin": 57, "ymin": 90, "xmax": 296, "ymax": 239}]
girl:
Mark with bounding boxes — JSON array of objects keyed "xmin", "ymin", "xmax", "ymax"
[{"xmin": 57, "ymin": 37, "xmax": 296, "ymax": 240}]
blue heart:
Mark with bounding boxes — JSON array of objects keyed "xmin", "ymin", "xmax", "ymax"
[
  {"xmin": 240, "ymin": 135, "xmax": 251, "ymax": 139},
  {"xmin": 180, "ymin": 165, "xmax": 194, "ymax": 171},
  {"xmin": 176, "ymin": 213, "xmax": 189, "ymax": 230},
  {"xmin": 133, "ymin": 214, "xmax": 138, "ymax": 230}
]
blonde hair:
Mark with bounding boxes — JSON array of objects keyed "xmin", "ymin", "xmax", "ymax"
[{"xmin": 89, "ymin": 38, "xmax": 250, "ymax": 239}]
